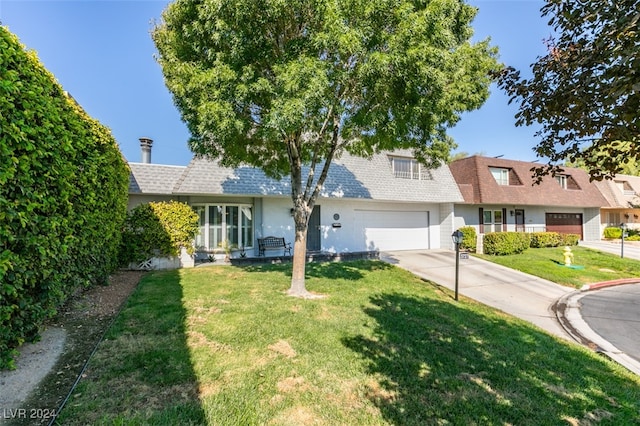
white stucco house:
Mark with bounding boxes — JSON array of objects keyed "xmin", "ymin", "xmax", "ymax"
[{"xmin": 128, "ymin": 139, "xmax": 464, "ymax": 262}]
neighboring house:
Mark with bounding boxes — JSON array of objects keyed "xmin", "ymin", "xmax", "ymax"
[
  {"xmin": 449, "ymin": 156, "xmax": 607, "ymax": 241},
  {"xmin": 128, "ymin": 139, "xmax": 464, "ymax": 259},
  {"xmin": 594, "ymin": 174, "xmax": 640, "ymax": 231}
]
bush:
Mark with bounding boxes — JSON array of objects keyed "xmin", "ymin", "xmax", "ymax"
[
  {"xmin": 604, "ymin": 227, "xmax": 622, "ymax": 239},
  {"xmin": 559, "ymin": 233, "xmax": 580, "ymax": 246},
  {"xmin": 483, "ymin": 232, "xmax": 530, "ymax": 256},
  {"xmin": 459, "ymin": 226, "xmax": 477, "ymax": 252},
  {"xmin": 119, "ymin": 201, "xmax": 199, "ymax": 265},
  {"xmin": 529, "ymin": 232, "xmax": 562, "ymax": 248},
  {"xmin": 0, "ymin": 27, "xmax": 129, "ymax": 369}
]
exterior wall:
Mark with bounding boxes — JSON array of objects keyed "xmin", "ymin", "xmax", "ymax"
[
  {"xmin": 260, "ymin": 198, "xmax": 444, "ymax": 253},
  {"xmin": 454, "ymin": 204, "xmax": 601, "ymax": 241},
  {"xmin": 440, "ymin": 203, "xmax": 456, "ymax": 250}
]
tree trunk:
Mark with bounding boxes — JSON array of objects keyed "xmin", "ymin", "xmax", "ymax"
[
  {"xmin": 287, "ymin": 208, "xmax": 324, "ymax": 299},
  {"xmin": 288, "ymin": 226, "xmax": 309, "ymax": 297}
]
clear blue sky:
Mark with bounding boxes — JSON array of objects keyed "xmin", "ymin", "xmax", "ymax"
[{"xmin": 1, "ymin": 0, "xmax": 551, "ymax": 166}]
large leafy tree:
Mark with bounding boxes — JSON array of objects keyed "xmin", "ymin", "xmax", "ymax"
[
  {"xmin": 153, "ymin": 0, "xmax": 499, "ymax": 297},
  {"xmin": 497, "ymin": 0, "xmax": 639, "ymax": 182}
]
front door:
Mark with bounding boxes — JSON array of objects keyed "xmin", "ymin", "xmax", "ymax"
[
  {"xmin": 515, "ymin": 209, "xmax": 525, "ymax": 232},
  {"xmin": 307, "ymin": 206, "xmax": 321, "ymax": 252}
]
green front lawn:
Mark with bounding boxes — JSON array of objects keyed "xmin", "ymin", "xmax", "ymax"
[
  {"xmin": 55, "ymin": 261, "xmax": 640, "ymax": 425},
  {"xmin": 476, "ymin": 246, "xmax": 640, "ymax": 288}
]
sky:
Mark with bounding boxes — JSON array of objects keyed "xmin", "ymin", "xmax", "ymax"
[{"xmin": 0, "ymin": 0, "xmax": 552, "ymax": 166}]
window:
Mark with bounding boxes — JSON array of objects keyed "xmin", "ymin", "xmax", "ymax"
[
  {"xmin": 193, "ymin": 204, "xmax": 253, "ymax": 250},
  {"xmin": 481, "ymin": 209, "xmax": 505, "ymax": 233},
  {"xmin": 615, "ymin": 180, "xmax": 636, "ymax": 196},
  {"xmin": 556, "ymin": 175, "xmax": 568, "ymax": 189},
  {"xmin": 489, "ymin": 167, "xmax": 509, "ymax": 185},
  {"xmin": 389, "ymin": 156, "xmax": 429, "ymax": 180}
]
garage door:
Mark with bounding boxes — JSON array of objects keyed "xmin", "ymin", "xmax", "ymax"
[
  {"xmin": 546, "ymin": 213, "xmax": 583, "ymax": 239},
  {"xmin": 357, "ymin": 210, "xmax": 430, "ymax": 251}
]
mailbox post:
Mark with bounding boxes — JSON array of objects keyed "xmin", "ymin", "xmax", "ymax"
[
  {"xmin": 451, "ymin": 230, "xmax": 464, "ymax": 301},
  {"xmin": 620, "ymin": 223, "xmax": 627, "ymax": 258}
]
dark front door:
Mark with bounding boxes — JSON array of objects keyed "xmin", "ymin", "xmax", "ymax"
[
  {"xmin": 307, "ymin": 206, "xmax": 321, "ymax": 252},
  {"xmin": 515, "ymin": 209, "xmax": 525, "ymax": 232}
]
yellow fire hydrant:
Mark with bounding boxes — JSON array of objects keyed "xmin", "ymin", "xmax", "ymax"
[{"xmin": 563, "ymin": 246, "xmax": 574, "ymax": 266}]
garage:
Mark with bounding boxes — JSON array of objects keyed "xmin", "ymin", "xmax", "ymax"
[
  {"xmin": 545, "ymin": 213, "xmax": 583, "ymax": 239},
  {"xmin": 356, "ymin": 210, "xmax": 430, "ymax": 251}
]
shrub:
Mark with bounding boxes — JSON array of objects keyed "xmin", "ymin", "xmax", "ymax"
[
  {"xmin": 459, "ymin": 226, "xmax": 477, "ymax": 252},
  {"xmin": 529, "ymin": 232, "xmax": 562, "ymax": 248},
  {"xmin": 483, "ymin": 232, "xmax": 530, "ymax": 256},
  {"xmin": 0, "ymin": 27, "xmax": 129, "ymax": 369},
  {"xmin": 603, "ymin": 227, "xmax": 622, "ymax": 239},
  {"xmin": 559, "ymin": 233, "xmax": 580, "ymax": 246},
  {"xmin": 119, "ymin": 201, "xmax": 199, "ymax": 265}
]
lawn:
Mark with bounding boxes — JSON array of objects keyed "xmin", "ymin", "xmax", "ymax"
[
  {"xmin": 56, "ymin": 261, "xmax": 640, "ymax": 425},
  {"xmin": 476, "ymin": 246, "xmax": 640, "ymax": 288}
]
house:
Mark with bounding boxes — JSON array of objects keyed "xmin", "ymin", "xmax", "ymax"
[
  {"xmin": 448, "ymin": 156, "xmax": 608, "ymax": 241},
  {"xmin": 128, "ymin": 138, "xmax": 464, "ymax": 260},
  {"xmin": 594, "ymin": 174, "xmax": 640, "ymax": 231}
]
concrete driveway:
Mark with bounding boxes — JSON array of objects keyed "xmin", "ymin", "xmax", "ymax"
[
  {"xmin": 381, "ymin": 249, "xmax": 640, "ymax": 376},
  {"xmin": 380, "ymin": 250, "xmax": 573, "ymax": 340}
]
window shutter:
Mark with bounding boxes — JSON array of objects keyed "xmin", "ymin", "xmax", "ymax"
[
  {"xmin": 502, "ymin": 208, "xmax": 507, "ymax": 226},
  {"xmin": 479, "ymin": 208, "xmax": 484, "ymax": 234}
]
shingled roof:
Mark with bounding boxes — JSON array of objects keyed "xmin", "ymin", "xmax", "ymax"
[
  {"xmin": 129, "ymin": 151, "xmax": 463, "ymax": 204},
  {"xmin": 449, "ymin": 156, "xmax": 608, "ymax": 208},
  {"xmin": 594, "ymin": 174, "xmax": 640, "ymax": 208},
  {"xmin": 128, "ymin": 163, "xmax": 186, "ymax": 194}
]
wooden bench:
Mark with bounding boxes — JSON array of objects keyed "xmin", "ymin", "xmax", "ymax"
[{"xmin": 258, "ymin": 236, "xmax": 292, "ymax": 257}]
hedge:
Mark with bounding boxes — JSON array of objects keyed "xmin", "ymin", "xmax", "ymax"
[
  {"xmin": 119, "ymin": 201, "xmax": 199, "ymax": 266},
  {"xmin": 0, "ymin": 27, "xmax": 129, "ymax": 369},
  {"xmin": 458, "ymin": 226, "xmax": 477, "ymax": 253},
  {"xmin": 529, "ymin": 232, "xmax": 561, "ymax": 248},
  {"xmin": 483, "ymin": 232, "xmax": 531, "ymax": 256}
]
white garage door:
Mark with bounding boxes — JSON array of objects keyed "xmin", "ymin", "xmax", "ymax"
[{"xmin": 358, "ymin": 210, "xmax": 430, "ymax": 251}]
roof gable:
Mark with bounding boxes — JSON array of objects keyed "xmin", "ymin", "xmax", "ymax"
[{"xmin": 449, "ymin": 156, "xmax": 608, "ymax": 207}]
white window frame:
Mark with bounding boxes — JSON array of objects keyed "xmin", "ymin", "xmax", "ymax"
[
  {"xmin": 193, "ymin": 204, "xmax": 253, "ymax": 250},
  {"xmin": 489, "ymin": 167, "xmax": 509, "ymax": 186},
  {"xmin": 556, "ymin": 175, "xmax": 568, "ymax": 189},
  {"xmin": 389, "ymin": 156, "xmax": 428, "ymax": 180}
]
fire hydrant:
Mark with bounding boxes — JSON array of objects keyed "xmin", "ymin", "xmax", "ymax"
[{"xmin": 563, "ymin": 246, "xmax": 574, "ymax": 266}]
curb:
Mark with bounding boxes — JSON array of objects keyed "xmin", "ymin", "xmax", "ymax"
[
  {"xmin": 581, "ymin": 278, "xmax": 640, "ymax": 291},
  {"xmin": 554, "ymin": 281, "xmax": 640, "ymax": 377}
]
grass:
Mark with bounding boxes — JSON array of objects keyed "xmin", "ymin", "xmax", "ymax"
[
  {"xmin": 476, "ymin": 246, "xmax": 640, "ymax": 288},
  {"xmin": 55, "ymin": 261, "xmax": 640, "ymax": 425}
]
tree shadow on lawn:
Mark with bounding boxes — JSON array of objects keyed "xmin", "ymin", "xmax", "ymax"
[
  {"xmin": 241, "ymin": 259, "xmax": 394, "ymax": 281},
  {"xmin": 343, "ymin": 292, "xmax": 640, "ymax": 425},
  {"xmin": 56, "ymin": 270, "xmax": 207, "ymax": 425}
]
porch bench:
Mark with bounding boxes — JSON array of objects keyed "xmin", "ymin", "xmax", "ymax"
[{"xmin": 258, "ymin": 236, "xmax": 292, "ymax": 257}]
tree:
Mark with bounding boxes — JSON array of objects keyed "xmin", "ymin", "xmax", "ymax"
[
  {"xmin": 496, "ymin": 0, "xmax": 639, "ymax": 182},
  {"xmin": 153, "ymin": 0, "xmax": 499, "ymax": 297}
]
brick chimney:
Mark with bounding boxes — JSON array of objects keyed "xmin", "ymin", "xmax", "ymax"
[{"xmin": 139, "ymin": 137, "xmax": 153, "ymax": 163}]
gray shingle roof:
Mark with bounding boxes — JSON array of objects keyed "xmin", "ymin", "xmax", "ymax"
[
  {"xmin": 128, "ymin": 163, "xmax": 186, "ymax": 194},
  {"xmin": 129, "ymin": 151, "xmax": 463, "ymax": 203}
]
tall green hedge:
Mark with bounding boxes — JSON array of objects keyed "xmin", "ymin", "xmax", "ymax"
[
  {"xmin": 119, "ymin": 201, "xmax": 199, "ymax": 266},
  {"xmin": 0, "ymin": 27, "xmax": 129, "ymax": 369}
]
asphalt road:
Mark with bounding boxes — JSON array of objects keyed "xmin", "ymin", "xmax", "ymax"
[{"xmin": 579, "ymin": 283, "xmax": 640, "ymax": 364}]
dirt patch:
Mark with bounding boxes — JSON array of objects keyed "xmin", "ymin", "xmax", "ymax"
[
  {"xmin": 268, "ymin": 340, "xmax": 297, "ymax": 359},
  {"xmin": 0, "ymin": 270, "xmax": 144, "ymax": 426}
]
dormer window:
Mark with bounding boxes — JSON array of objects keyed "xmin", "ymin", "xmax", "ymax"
[
  {"xmin": 615, "ymin": 180, "xmax": 636, "ymax": 196},
  {"xmin": 556, "ymin": 174, "xmax": 580, "ymax": 190},
  {"xmin": 389, "ymin": 156, "xmax": 430, "ymax": 180},
  {"xmin": 489, "ymin": 167, "xmax": 509, "ymax": 185}
]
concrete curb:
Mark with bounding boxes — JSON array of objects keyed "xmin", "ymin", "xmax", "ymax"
[{"xmin": 554, "ymin": 280, "xmax": 640, "ymax": 377}]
